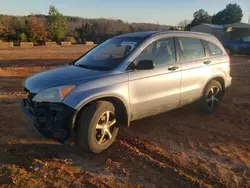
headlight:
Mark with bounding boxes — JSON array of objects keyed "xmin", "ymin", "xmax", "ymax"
[
  {"xmin": 22, "ymin": 79, "xmax": 26, "ymax": 87},
  {"xmin": 32, "ymin": 85, "xmax": 75, "ymax": 103}
]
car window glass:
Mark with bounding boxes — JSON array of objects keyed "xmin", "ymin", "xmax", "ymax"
[
  {"xmin": 95, "ymin": 43, "xmax": 126, "ymax": 60},
  {"xmin": 206, "ymin": 41, "xmax": 222, "ymax": 56},
  {"xmin": 135, "ymin": 38, "xmax": 175, "ymax": 66},
  {"xmin": 242, "ymin": 36, "xmax": 250, "ymax": 42},
  {"xmin": 75, "ymin": 38, "xmax": 143, "ymax": 70},
  {"xmin": 178, "ymin": 37, "xmax": 205, "ymax": 61}
]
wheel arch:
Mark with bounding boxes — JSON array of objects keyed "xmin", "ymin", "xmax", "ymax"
[
  {"xmin": 203, "ymin": 76, "xmax": 225, "ymax": 95},
  {"xmin": 72, "ymin": 95, "xmax": 130, "ymax": 132}
]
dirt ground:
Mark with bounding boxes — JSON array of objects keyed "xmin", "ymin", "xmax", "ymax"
[{"xmin": 0, "ymin": 46, "xmax": 249, "ymax": 188}]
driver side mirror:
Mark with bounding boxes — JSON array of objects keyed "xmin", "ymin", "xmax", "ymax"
[{"xmin": 136, "ymin": 60, "xmax": 155, "ymax": 70}]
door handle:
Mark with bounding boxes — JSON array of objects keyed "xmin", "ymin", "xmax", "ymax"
[
  {"xmin": 203, "ymin": 61, "xmax": 212, "ymax": 65},
  {"xmin": 168, "ymin": 66, "xmax": 179, "ymax": 71}
]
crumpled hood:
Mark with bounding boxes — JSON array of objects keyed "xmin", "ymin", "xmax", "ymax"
[{"xmin": 25, "ymin": 65, "xmax": 106, "ymax": 93}]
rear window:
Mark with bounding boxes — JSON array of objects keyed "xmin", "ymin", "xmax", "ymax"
[
  {"xmin": 177, "ymin": 37, "xmax": 205, "ymax": 61},
  {"xmin": 204, "ymin": 41, "xmax": 222, "ymax": 56}
]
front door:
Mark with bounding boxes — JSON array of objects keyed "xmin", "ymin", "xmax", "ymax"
[{"xmin": 128, "ymin": 37, "xmax": 181, "ymax": 120}]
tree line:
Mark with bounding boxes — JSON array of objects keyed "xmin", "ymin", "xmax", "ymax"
[
  {"xmin": 178, "ymin": 3, "xmax": 244, "ymax": 30},
  {"xmin": 0, "ymin": 3, "xmax": 244, "ymax": 44},
  {"xmin": 0, "ymin": 5, "xmax": 170, "ymax": 45}
]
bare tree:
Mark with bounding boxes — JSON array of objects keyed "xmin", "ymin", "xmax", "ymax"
[{"xmin": 178, "ymin": 19, "xmax": 190, "ymax": 28}]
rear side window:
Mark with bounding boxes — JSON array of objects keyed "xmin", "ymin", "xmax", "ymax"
[
  {"xmin": 204, "ymin": 41, "xmax": 222, "ymax": 56},
  {"xmin": 177, "ymin": 37, "xmax": 205, "ymax": 61}
]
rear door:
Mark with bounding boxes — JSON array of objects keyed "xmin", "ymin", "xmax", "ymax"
[
  {"xmin": 202, "ymin": 39, "xmax": 231, "ymax": 86},
  {"xmin": 129, "ymin": 37, "xmax": 181, "ymax": 120},
  {"xmin": 176, "ymin": 37, "xmax": 213, "ymax": 106}
]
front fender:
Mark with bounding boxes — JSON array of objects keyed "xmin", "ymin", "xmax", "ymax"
[
  {"xmin": 62, "ymin": 73, "xmax": 130, "ymax": 114},
  {"xmin": 63, "ymin": 81, "xmax": 130, "ymax": 129}
]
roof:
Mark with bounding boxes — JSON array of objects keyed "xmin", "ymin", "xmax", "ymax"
[
  {"xmin": 202, "ymin": 24, "xmax": 224, "ymax": 29},
  {"xmin": 114, "ymin": 31, "xmax": 158, "ymax": 38},
  {"xmin": 224, "ymin": 22, "xmax": 250, "ymax": 28},
  {"xmin": 115, "ymin": 31, "xmax": 214, "ymax": 39}
]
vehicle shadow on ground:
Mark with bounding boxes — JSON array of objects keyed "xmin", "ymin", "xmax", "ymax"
[
  {"xmin": 2, "ymin": 97, "xmax": 249, "ymax": 169},
  {"xmin": 0, "ymin": 102, "xmax": 202, "ymax": 167},
  {"xmin": 118, "ymin": 102, "xmax": 205, "ymax": 141}
]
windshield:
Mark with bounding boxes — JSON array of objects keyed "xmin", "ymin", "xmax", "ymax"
[{"xmin": 74, "ymin": 37, "xmax": 143, "ymax": 70}]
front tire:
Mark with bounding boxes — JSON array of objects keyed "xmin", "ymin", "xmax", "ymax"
[
  {"xmin": 76, "ymin": 101, "xmax": 119, "ymax": 153},
  {"xmin": 201, "ymin": 80, "xmax": 223, "ymax": 113}
]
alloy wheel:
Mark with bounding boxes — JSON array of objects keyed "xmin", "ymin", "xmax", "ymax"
[
  {"xmin": 206, "ymin": 86, "xmax": 221, "ymax": 109},
  {"xmin": 96, "ymin": 111, "xmax": 116, "ymax": 144}
]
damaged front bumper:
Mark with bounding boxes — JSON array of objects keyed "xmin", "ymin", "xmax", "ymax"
[{"xmin": 20, "ymin": 98, "xmax": 76, "ymax": 143}]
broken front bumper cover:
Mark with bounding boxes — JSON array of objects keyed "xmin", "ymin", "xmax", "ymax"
[{"xmin": 20, "ymin": 99, "xmax": 76, "ymax": 143}]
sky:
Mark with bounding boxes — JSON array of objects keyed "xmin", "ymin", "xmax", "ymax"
[{"xmin": 0, "ymin": 0, "xmax": 249, "ymax": 25}]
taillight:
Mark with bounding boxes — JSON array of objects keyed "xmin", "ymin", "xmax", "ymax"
[
  {"xmin": 227, "ymin": 54, "xmax": 231, "ymax": 75},
  {"xmin": 227, "ymin": 54, "xmax": 231, "ymax": 66}
]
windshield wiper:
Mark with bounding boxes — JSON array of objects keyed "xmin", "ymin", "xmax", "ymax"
[
  {"xmin": 75, "ymin": 64, "xmax": 111, "ymax": 71},
  {"xmin": 75, "ymin": 64, "xmax": 93, "ymax": 69}
]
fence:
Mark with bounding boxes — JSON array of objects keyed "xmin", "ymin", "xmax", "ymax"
[
  {"xmin": 61, "ymin": 42, "xmax": 72, "ymax": 46},
  {"xmin": 0, "ymin": 42, "xmax": 13, "ymax": 48},
  {"xmin": 20, "ymin": 42, "xmax": 34, "ymax": 47},
  {"xmin": 45, "ymin": 42, "xmax": 58, "ymax": 46},
  {"xmin": 85, "ymin": 41, "xmax": 95, "ymax": 46},
  {"xmin": 0, "ymin": 41, "xmax": 95, "ymax": 48}
]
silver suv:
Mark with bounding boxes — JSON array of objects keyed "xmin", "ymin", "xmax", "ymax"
[{"xmin": 21, "ymin": 31, "xmax": 232, "ymax": 153}]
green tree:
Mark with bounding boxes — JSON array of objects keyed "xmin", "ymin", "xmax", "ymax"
[
  {"xmin": 46, "ymin": 5, "xmax": 67, "ymax": 42},
  {"xmin": 10, "ymin": 17, "xmax": 24, "ymax": 34},
  {"xmin": 19, "ymin": 32, "xmax": 28, "ymax": 42},
  {"xmin": 212, "ymin": 3, "xmax": 243, "ymax": 25},
  {"xmin": 74, "ymin": 24, "xmax": 85, "ymax": 43},
  {"xmin": 191, "ymin": 9, "xmax": 211, "ymax": 27},
  {"xmin": 6, "ymin": 17, "xmax": 25, "ymax": 41},
  {"xmin": 75, "ymin": 23, "xmax": 94, "ymax": 43}
]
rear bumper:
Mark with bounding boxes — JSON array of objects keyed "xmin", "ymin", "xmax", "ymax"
[
  {"xmin": 20, "ymin": 99, "xmax": 76, "ymax": 142},
  {"xmin": 225, "ymin": 85, "xmax": 231, "ymax": 92},
  {"xmin": 225, "ymin": 76, "xmax": 232, "ymax": 89}
]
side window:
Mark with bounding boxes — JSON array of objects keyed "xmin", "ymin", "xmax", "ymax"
[
  {"xmin": 135, "ymin": 38, "xmax": 176, "ymax": 66},
  {"xmin": 205, "ymin": 41, "xmax": 222, "ymax": 56},
  {"xmin": 178, "ymin": 37, "xmax": 205, "ymax": 61}
]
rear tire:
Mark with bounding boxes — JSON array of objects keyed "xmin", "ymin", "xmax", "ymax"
[
  {"xmin": 76, "ymin": 101, "xmax": 119, "ymax": 153},
  {"xmin": 200, "ymin": 80, "xmax": 223, "ymax": 113}
]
